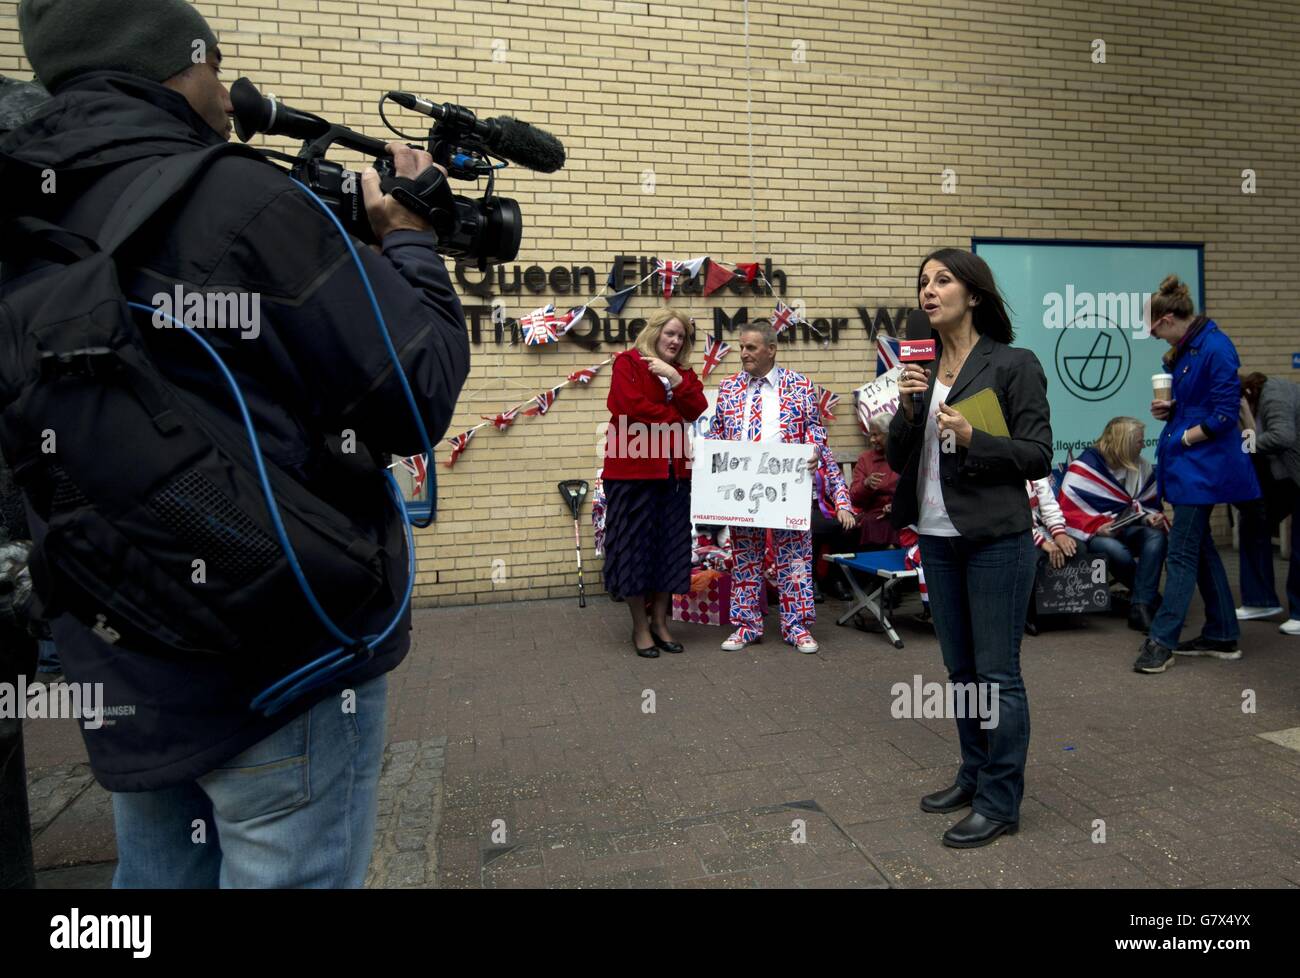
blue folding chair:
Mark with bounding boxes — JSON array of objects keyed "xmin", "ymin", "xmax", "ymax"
[{"xmin": 824, "ymin": 549, "xmax": 917, "ymax": 649}]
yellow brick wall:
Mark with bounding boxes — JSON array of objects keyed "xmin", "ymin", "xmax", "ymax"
[{"xmin": 4, "ymin": 1, "xmax": 1296, "ymax": 605}]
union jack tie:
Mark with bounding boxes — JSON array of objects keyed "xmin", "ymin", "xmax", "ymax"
[{"xmin": 746, "ymin": 375, "xmax": 766, "ymax": 441}]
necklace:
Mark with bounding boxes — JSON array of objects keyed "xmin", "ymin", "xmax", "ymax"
[{"xmin": 941, "ymin": 346, "xmax": 972, "ymax": 382}]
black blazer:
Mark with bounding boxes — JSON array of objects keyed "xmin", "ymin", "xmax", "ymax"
[{"xmin": 887, "ymin": 332, "xmax": 1052, "ymax": 542}]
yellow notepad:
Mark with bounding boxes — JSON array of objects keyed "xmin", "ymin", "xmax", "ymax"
[{"xmin": 948, "ymin": 387, "xmax": 1009, "ymax": 437}]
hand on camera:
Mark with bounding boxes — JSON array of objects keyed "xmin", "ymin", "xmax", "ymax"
[{"xmin": 363, "ymin": 141, "xmax": 448, "ymax": 240}]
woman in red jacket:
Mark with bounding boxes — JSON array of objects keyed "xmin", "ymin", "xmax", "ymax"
[{"xmin": 602, "ymin": 307, "xmax": 708, "ymax": 657}]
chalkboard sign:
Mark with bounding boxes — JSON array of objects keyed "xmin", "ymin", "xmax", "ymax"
[{"xmin": 1034, "ymin": 552, "xmax": 1111, "ymax": 615}]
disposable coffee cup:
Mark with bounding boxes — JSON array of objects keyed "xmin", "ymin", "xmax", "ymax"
[{"xmin": 1152, "ymin": 373, "xmax": 1172, "ymax": 400}]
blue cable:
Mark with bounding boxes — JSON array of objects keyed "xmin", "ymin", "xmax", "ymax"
[{"xmin": 123, "ymin": 167, "xmax": 447, "ymax": 714}]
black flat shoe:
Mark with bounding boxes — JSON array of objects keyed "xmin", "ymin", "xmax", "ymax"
[
  {"xmin": 632, "ymin": 631, "xmax": 659, "ymax": 658},
  {"xmin": 920, "ymin": 783, "xmax": 975, "ymax": 814},
  {"xmin": 942, "ymin": 811, "xmax": 1018, "ymax": 848},
  {"xmin": 649, "ymin": 627, "xmax": 683, "ymax": 653}
]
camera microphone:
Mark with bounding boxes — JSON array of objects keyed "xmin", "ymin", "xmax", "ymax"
[
  {"xmin": 901, "ymin": 308, "xmax": 936, "ymax": 419},
  {"xmin": 386, "ymin": 91, "xmax": 566, "ymax": 173}
]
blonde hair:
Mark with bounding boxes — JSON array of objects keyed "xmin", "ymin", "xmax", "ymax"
[
  {"xmin": 1096, "ymin": 416, "xmax": 1145, "ymax": 472},
  {"xmin": 1149, "ymin": 274, "xmax": 1194, "ymax": 322},
  {"xmin": 635, "ymin": 306, "xmax": 694, "ymax": 366}
]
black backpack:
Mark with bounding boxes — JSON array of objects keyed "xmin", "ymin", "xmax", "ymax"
[{"xmin": 0, "ymin": 145, "xmax": 403, "ymax": 664}]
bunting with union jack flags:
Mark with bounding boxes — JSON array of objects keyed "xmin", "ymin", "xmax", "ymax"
[
  {"xmin": 444, "ymin": 429, "xmax": 476, "ymax": 468},
  {"xmin": 815, "ymin": 385, "xmax": 840, "ymax": 421},
  {"xmin": 701, "ymin": 336, "xmax": 731, "ymax": 380},
  {"xmin": 524, "ymin": 387, "xmax": 561, "ymax": 416},
  {"xmin": 567, "ymin": 359, "xmax": 608, "ymax": 385},
  {"xmin": 482, "ymin": 406, "xmax": 520, "ymax": 431},
  {"xmin": 397, "ymin": 453, "xmax": 428, "ymax": 495},
  {"xmin": 655, "ymin": 258, "xmax": 682, "ymax": 299},
  {"xmin": 771, "ymin": 300, "xmax": 801, "ymax": 336},
  {"xmin": 519, "ymin": 303, "xmax": 562, "ymax": 346}
]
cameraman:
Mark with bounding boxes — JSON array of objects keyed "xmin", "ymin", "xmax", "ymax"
[{"xmin": 2, "ymin": 0, "xmax": 470, "ymax": 887}]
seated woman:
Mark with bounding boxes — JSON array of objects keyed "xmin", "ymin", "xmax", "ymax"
[
  {"xmin": 810, "ymin": 460, "xmax": 860, "ymax": 602},
  {"xmin": 851, "ymin": 412, "xmax": 900, "ymax": 552},
  {"xmin": 1060, "ymin": 416, "xmax": 1169, "ymax": 633},
  {"xmin": 1023, "ymin": 475, "xmax": 1077, "ymax": 634}
]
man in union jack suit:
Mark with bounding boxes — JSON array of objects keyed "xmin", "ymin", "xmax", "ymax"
[{"xmin": 707, "ymin": 323, "xmax": 856, "ymax": 653}]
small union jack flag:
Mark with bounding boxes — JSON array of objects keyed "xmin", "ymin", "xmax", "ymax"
[
  {"xmin": 568, "ymin": 360, "xmax": 606, "ymax": 385},
  {"xmin": 701, "ymin": 335, "xmax": 731, "ymax": 379},
  {"xmin": 524, "ymin": 387, "xmax": 560, "ymax": 416},
  {"xmin": 655, "ymin": 258, "xmax": 682, "ymax": 299},
  {"xmin": 482, "ymin": 406, "xmax": 520, "ymax": 431},
  {"xmin": 397, "ymin": 453, "xmax": 428, "ymax": 495},
  {"xmin": 443, "ymin": 428, "xmax": 476, "ymax": 468},
  {"xmin": 554, "ymin": 305, "xmax": 587, "ymax": 337},
  {"xmin": 771, "ymin": 301, "xmax": 800, "ymax": 336},
  {"xmin": 519, "ymin": 303, "xmax": 561, "ymax": 345},
  {"xmin": 816, "ymin": 385, "xmax": 840, "ymax": 421},
  {"xmin": 876, "ymin": 336, "xmax": 901, "ymax": 375}
]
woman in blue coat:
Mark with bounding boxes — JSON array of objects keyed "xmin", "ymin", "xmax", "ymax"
[{"xmin": 1136, "ymin": 276, "xmax": 1260, "ymax": 674}]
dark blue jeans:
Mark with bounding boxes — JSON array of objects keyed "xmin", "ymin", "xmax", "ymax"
[
  {"xmin": 1238, "ymin": 497, "xmax": 1300, "ymax": 618},
  {"xmin": 1085, "ymin": 524, "xmax": 1168, "ymax": 607},
  {"xmin": 1148, "ymin": 504, "xmax": 1239, "ymax": 650},
  {"xmin": 918, "ymin": 530, "xmax": 1036, "ymax": 824}
]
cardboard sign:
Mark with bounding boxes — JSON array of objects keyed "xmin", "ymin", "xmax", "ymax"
[
  {"xmin": 1034, "ymin": 551, "xmax": 1111, "ymax": 615},
  {"xmin": 855, "ymin": 366, "xmax": 901, "ymax": 433},
  {"xmin": 690, "ymin": 439, "xmax": 815, "ymax": 531}
]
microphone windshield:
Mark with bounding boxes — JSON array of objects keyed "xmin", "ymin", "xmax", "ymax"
[
  {"xmin": 485, "ymin": 116, "xmax": 567, "ymax": 173},
  {"xmin": 905, "ymin": 308, "xmax": 932, "ymax": 340}
]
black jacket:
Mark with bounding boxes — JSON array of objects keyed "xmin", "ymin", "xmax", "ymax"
[
  {"xmin": 0, "ymin": 72, "xmax": 470, "ymax": 791},
  {"xmin": 887, "ymin": 332, "xmax": 1052, "ymax": 542}
]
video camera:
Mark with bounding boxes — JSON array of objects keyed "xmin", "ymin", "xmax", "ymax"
[{"xmin": 230, "ymin": 79, "xmax": 567, "ymax": 268}]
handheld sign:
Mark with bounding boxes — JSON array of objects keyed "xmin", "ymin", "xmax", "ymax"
[
  {"xmin": 690, "ymin": 440, "xmax": 815, "ymax": 531},
  {"xmin": 1034, "ymin": 551, "xmax": 1111, "ymax": 615}
]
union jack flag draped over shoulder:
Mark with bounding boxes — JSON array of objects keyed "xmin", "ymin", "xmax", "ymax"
[{"xmin": 1059, "ymin": 446, "xmax": 1164, "ymax": 538}]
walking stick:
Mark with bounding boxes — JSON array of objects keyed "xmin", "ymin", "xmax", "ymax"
[{"xmin": 557, "ymin": 480, "xmax": 589, "ymax": 607}]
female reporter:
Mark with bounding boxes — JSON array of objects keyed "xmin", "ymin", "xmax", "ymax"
[
  {"xmin": 887, "ymin": 248, "xmax": 1052, "ymax": 849},
  {"xmin": 601, "ymin": 308, "xmax": 708, "ymax": 658},
  {"xmin": 1139, "ymin": 277, "xmax": 1259, "ymax": 673}
]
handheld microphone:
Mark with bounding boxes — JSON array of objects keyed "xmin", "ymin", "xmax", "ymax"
[
  {"xmin": 900, "ymin": 309, "xmax": 936, "ymax": 419},
  {"xmin": 386, "ymin": 92, "xmax": 567, "ymax": 173}
]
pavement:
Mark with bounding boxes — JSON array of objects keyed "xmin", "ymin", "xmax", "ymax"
[{"xmin": 21, "ymin": 550, "xmax": 1300, "ymax": 889}]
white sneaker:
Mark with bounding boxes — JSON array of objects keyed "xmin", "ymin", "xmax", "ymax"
[
  {"xmin": 721, "ymin": 630, "xmax": 760, "ymax": 651},
  {"xmin": 1280, "ymin": 619, "xmax": 1300, "ymax": 636},
  {"xmin": 1236, "ymin": 605, "xmax": 1283, "ymax": 620},
  {"xmin": 794, "ymin": 636, "xmax": 820, "ymax": 654}
]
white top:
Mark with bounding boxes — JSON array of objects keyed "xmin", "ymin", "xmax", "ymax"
[
  {"xmin": 742, "ymin": 368, "xmax": 781, "ymax": 442},
  {"xmin": 917, "ymin": 379, "xmax": 959, "ymax": 537}
]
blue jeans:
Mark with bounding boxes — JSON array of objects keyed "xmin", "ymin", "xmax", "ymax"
[
  {"xmin": 1238, "ymin": 497, "xmax": 1300, "ymax": 618},
  {"xmin": 918, "ymin": 531, "xmax": 1036, "ymax": 823},
  {"xmin": 112, "ymin": 674, "xmax": 388, "ymax": 888},
  {"xmin": 1148, "ymin": 505, "xmax": 1238, "ymax": 649},
  {"xmin": 1085, "ymin": 524, "xmax": 1168, "ymax": 607}
]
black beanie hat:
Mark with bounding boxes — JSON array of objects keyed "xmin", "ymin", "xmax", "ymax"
[{"xmin": 19, "ymin": 0, "xmax": 220, "ymax": 92}]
